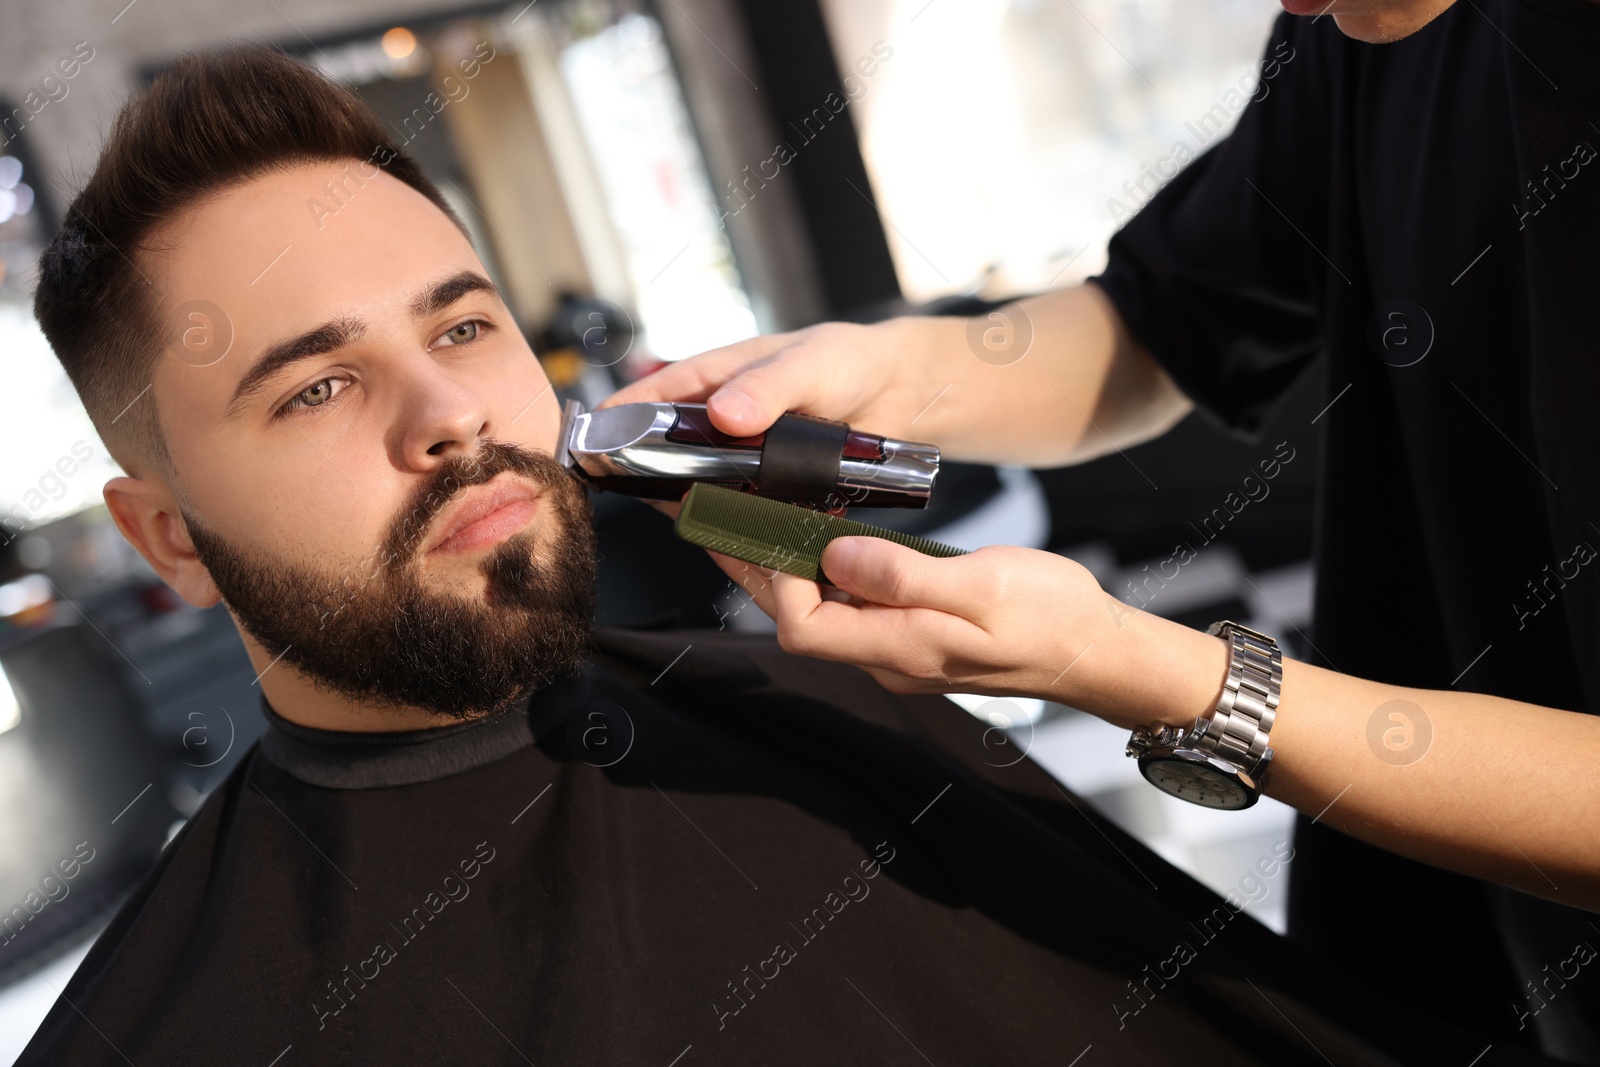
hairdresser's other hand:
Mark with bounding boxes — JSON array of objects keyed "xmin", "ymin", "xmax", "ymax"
[
  {"xmin": 709, "ymin": 538, "xmax": 1226, "ymax": 732},
  {"xmin": 598, "ymin": 318, "xmax": 960, "ymax": 441}
]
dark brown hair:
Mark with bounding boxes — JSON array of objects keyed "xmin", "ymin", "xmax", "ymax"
[{"xmin": 33, "ymin": 43, "xmax": 463, "ymax": 473}]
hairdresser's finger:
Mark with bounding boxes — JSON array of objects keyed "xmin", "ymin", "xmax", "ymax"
[
  {"xmin": 818, "ymin": 537, "xmax": 991, "ymax": 618},
  {"xmin": 598, "ymin": 332, "xmax": 798, "ymax": 410},
  {"xmin": 705, "ymin": 551, "xmax": 780, "ymax": 619},
  {"xmin": 769, "ymin": 581, "xmax": 966, "ymax": 684},
  {"xmin": 705, "ymin": 337, "xmax": 856, "ymax": 437}
]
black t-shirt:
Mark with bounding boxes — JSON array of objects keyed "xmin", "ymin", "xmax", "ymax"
[
  {"xmin": 15, "ymin": 628, "xmax": 1557, "ymax": 1065},
  {"xmin": 1092, "ymin": 2, "xmax": 1600, "ymax": 1059}
]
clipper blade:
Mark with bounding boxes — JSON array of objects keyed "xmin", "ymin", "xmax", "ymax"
[{"xmin": 555, "ymin": 398, "xmax": 583, "ymax": 470}]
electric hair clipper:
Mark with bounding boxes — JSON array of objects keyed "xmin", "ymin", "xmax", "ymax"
[{"xmin": 556, "ymin": 399, "xmax": 940, "ymax": 510}]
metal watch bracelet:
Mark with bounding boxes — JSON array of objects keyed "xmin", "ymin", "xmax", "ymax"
[{"xmin": 1188, "ymin": 620, "xmax": 1281, "ymax": 780}]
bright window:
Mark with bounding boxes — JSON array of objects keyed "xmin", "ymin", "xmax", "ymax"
[{"xmin": 819, "ymin": 0, "xmax": 1283, "ymax": 302}]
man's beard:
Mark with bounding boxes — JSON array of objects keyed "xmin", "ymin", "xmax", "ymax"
[{"xmin": 186, "ymin": 440, "xmax": 598, "ymax": 722}]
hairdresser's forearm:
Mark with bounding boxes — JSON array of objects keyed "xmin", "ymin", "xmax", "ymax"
[
  {"xmin": 907, "ymin": 283, "xmax": 1192, "ymax": 467},
  {"xmin": 1265, "ymin": 658, "xmax": 1600, "ymax": 912},
  {"xmin": 1073, "ymin": 607, "xmax": 1600, "ymax": 913}
]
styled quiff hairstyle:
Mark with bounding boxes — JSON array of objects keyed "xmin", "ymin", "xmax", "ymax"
[{"xmin": 33, "ymin": 44, "xmax": 464, "ymax": 474}]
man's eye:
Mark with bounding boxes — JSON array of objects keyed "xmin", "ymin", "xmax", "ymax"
[
  {"xmin": 281, "ymin": 377, "xmax": 344, "ymax": 415},
  {"xmin": 436, "ymin": 320, "xmax": 483, "ymax": 347}
]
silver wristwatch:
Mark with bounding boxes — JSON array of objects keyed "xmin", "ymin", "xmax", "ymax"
[{"xmin": 1124, "ymin": 621, "xmax": 1281, "ymax": 810}]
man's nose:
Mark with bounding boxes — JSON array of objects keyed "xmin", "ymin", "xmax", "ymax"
[{"xmin": 388, "ymin": 358, "xmax": 493, "ymax": 471}]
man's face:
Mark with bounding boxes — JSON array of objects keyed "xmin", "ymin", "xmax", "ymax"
[
  {"xmin": 1279, "ymin": 0, "xmax": 1457, "ymax": 42},
  {"xmin": 143, "ymin": 161, "xmax": 595, "ymax": 720}
]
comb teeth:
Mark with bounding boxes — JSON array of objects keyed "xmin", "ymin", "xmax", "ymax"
[{"xmin": 674, "ymin": 482, "xmax": 965, "ymax": 583}]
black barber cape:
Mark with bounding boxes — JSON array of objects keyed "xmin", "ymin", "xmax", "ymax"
[
  {"xmin": 1091, "ymin": 2, "xmax": 1600, "ymax": 1062},
  {"xmin": 19, "ymin": 629, "xmax": 1557, "ymax": 1065}
]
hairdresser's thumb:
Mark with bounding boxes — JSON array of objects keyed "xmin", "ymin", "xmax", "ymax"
[
  {"xmin": 820, "ymin": 537, "xmax": 962, "ymax": 611},
  {"xmin": 706, "ymin": 386, "xmax": 764, "ymax": 436}
]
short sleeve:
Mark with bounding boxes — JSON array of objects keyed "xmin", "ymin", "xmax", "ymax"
[{"xmin": 1090, "ymin": 14, "xmax": 1338, "ymax": 438}]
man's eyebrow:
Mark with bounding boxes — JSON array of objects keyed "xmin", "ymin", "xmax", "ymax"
[
  {"xmin": 411, "ymin": 270, "xmax": 499, "ymax": 319},
  {"xmin": 224, "ymin": 272, "xmax": 500, "ymax": 420},
  {"xmin": 226, "ymin": 316, "xmax": 365, "ymax": 420}
]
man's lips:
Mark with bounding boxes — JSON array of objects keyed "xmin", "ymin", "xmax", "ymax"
[{"xmin": 427, "ymin": 475, "xmax": 542, "ymax": 556}]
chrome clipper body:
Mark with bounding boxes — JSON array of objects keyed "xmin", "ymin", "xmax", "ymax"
[{"xmin": 557, "ymin": 400, "xmax": 939, "ymax": 509}]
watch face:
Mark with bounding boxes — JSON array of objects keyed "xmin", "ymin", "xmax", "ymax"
[{"xmin": 1142, "ymin": 757, "xmax": 1252, "ymax": 810}]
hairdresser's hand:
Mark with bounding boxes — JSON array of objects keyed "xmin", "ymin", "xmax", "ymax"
[
  {"xmin": 709, "ymin": 538, "xmax": 1227, "ymax": 732},
  {"xmin": 603, "ymin": 285, "xmax": 1191, "ymax": 468},
  {"xmin": 598, "ymin": 317, "xmax": 964, "ymax": 442}
]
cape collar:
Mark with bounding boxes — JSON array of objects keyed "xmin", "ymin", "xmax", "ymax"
[{"xmin": 257, "ymin": 668, "xmax": 590, "ymax": 789}]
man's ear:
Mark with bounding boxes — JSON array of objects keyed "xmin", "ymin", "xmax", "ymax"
[{"xmin": 102, "ymin": 476, "xmax": 222, "ymax": 608}]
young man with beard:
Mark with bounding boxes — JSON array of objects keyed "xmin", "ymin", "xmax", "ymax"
[{"xmin": 16, "ymin": 45, "xmax": 1561, "ymax": 1067}]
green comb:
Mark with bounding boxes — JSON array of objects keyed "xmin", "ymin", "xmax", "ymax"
[{"xmin": 674, "ymin": 482, "xmax": 967, "ymax": 584}]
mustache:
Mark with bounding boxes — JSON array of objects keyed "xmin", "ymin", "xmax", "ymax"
[{"xmin": 386, "ymin": 440, "xmax": 573, "ymax": 565}]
